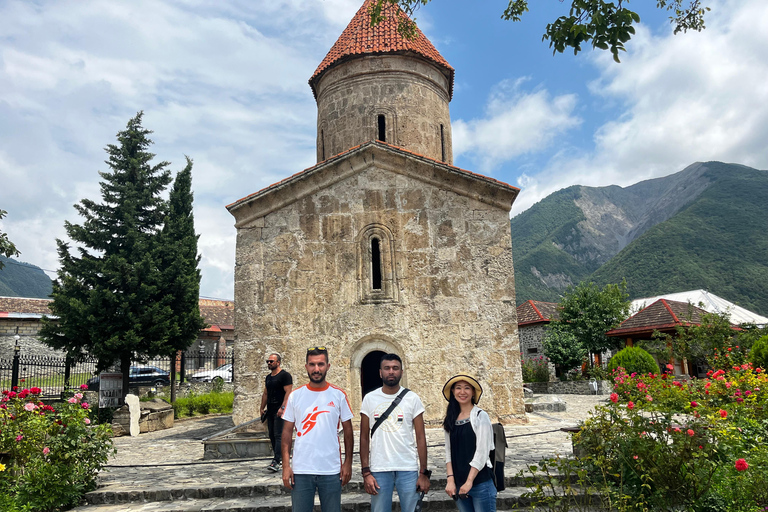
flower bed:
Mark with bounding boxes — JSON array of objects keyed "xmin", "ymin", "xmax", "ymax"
[
  {"xmin": 1, "ymin": 385, "xmax": 115, "ymax": 511},
  {"xmin": 519, "ymin": 363, "xmax": 768, "ymax": 511}
]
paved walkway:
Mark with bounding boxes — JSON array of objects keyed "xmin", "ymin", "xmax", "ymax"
[{"xmin": 77, "ymin": 394, "xmax": 608, "ymax": 506}]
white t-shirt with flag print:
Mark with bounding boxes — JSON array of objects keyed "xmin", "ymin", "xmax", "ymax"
[{"xmin": 283, "ymin": 382, "xmax": 354, "ymax": 475}]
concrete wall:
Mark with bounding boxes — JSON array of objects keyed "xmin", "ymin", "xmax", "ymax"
[
  {"xmin": 230, "ymin": 149, "xmax": 524, "ymax": 426},
  {"xmin": 314, "ymin": 55, "xmax": 452, "ymax": 164}
]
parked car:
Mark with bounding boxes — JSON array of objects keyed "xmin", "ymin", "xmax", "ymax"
[
  {"xmin": 189, "ymin": 363, "xmax": 233, "ymax": 383},
  {"xmin": 86, "ymin": 366, "xmax": 171, "ymax": 391}
]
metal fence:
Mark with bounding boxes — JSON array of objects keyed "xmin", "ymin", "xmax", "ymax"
[{"xmin": 0, "ymin": 349, "xmax": 234, "ymax": 397}]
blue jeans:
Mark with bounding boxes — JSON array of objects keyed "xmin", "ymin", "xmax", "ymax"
[
  {"xmin": 455, "ymin": 478, "xmax": 497, "ymax": 512},
  {"xmin": 370, "ymin": 471, "xmax": 419, "ymax": 512},
  {"xmin": 292, "ymin": 473, "xmax": 342, "ymax": 512}
]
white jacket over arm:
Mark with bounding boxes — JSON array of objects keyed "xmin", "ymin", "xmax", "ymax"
[{"xmin": 444, "ymin": 406, "xmax": 494, "ymax": 471}]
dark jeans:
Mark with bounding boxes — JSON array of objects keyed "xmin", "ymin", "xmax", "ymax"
[
  {"xmin": 266, "ymin": 411, "xmax": 284, "ymax": 463},
  {"xmin": 292, "ymin": 473, "xmax": 342, "ymax": 512}
]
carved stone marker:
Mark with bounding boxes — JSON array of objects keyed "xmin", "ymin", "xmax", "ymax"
[{"xmin": 125, "ymin": 394, "xmax": 140, "ymax": 437}]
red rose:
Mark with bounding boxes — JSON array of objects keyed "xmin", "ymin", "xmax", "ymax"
[{"xmin": 735, "ymin": 458, "xmax": 749, "ymax": 471}]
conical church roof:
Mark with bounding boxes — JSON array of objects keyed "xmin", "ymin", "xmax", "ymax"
[{"xmin": 309, "ymin": 0, "xmax": 454, "ymax": 98}]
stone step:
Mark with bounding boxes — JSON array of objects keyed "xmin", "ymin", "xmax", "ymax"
[
  {"xmin": 75, "ymin": 487, "xmax": 536, "ymax": 512},
  {"xmin": 84, "ymin": 476, "xmax": 540, "ymax": 505}
]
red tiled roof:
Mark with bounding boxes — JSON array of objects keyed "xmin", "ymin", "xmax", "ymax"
[
  {"xmin": 198, "ymin": 299, "xmax": 234, "ymax": 329},
  {"xmin": 606, "ymin": 299, "xmax": 711, "ymax": 337},
  {"xmin": 0, "ymin": 297, "xmax": 52, "ymax": 315},
  {"xmin": 517, "ymin": 300, "xmax": 559, "ymax": 326},
  {"xmin": 309, "ymin": 0, "xmax": 454, "ymax": 98},
  {"xmin": 227, "ymin": 140, "xmax": 519, "ymax": 211}
]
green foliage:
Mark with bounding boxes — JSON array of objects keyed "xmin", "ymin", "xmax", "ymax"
[
  {"xmin": 0, "ymin": 210, "xmax": 21, "ymax": 269},
  {"xmin": 607, "ymin": 346, "xmax": 659, "ymax": 377},
  {"xmin": 39, "ymin": 113, "xmax": 203, "ymax": 396},
  {"xmin": 521, "ymin": 364, "xmax": 768, "ymax": 511},
  {"xmin": 543, "ymin": 322, "xmax": 587, "ymax": 379},
  {"xmin": 521, "ymin": 355, "xmax": 551, "ymax": 383},
  {"xmin": 750, "ymin": 335, "xmax": 768, "ymax": 370},
  {"xmin": 555, "ymin": 280, "xmax": 631, "ymax": 363},
  {"xmin": 373, "ymin": 1, "xmax": 709, "ymax": 62},
  {"xmin": 172, "ymin": 390, "xmax": 234, "ymax": 419},
  {"xmin": 0, "ymin": 386, "xmax": 115, "ymax": 511},
  {"xmin": 158, "ymin": 157, "xmax": 207, "ymax": 352}
]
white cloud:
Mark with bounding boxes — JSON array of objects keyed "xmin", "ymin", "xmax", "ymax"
[
  {"xmin": 452, "ymin": 78, "xmax": 581, "ymax": 173},
  {"xmin": 510, "ymin": 0, "xmax": 768, "ymax": 215}
]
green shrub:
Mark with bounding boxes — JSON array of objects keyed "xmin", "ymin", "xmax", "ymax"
[
  {"xmin": 521, "ymin": 355, "xmax": 551, "ymax": 382},
  {"xmin": 607, "ymin": 346, "xmax": 659, "ymax": 377},
  {"xmin": 749, "ymin": 334, "xmax": 768, "ymax": 370},
  {"xmin": 0, "ymin": 385, "xmax": 115, "ymax": 511}
]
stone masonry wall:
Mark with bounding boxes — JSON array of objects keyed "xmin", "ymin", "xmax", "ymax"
[
  {"xmin": 519, "ymin": 323, "xmax": 556, "ymax": 380},
  {"xmin": 314, "ymin": 55, "xmax": 453, "ymax": 165},
  {"xmin": 231, "ymin": 151, "xmax": 524, "ymax": 426}
]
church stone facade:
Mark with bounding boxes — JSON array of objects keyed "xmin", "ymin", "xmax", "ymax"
[{"xmin": 227, "ymin": 0, "xmax": 525, "ymax": 425}]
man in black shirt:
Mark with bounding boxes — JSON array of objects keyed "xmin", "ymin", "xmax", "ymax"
[{"xmin": 261, "ymin": 353, "xmax": 293, "ymax": 472}]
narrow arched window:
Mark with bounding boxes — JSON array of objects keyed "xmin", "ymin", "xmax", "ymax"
[
  {"xmin": 321, "ymin": 129, "xmax": 326, "ymax": 160},
  {"xmin": 371, "ymin": 238, "xmax": 382, "ymax": 290},
  {"xmin": 440, "ymin": 124, "xmax": 445, "ymax": 162},
  {"xmin": 357, "ymin": 224, "xmax": 398, "ymax": 303},
  {"xmin": 377, "ymin": 115, "xmax": 386, "ymax": 142}
]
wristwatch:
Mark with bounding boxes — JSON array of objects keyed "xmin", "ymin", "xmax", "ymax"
[{"xmin": 420, "ymin": 469, "xmax": 432, "ymax": 478}]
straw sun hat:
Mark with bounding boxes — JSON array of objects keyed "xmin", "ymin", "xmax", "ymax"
[{"xmin": 442, "ymin": 374, "xmax": 483, "ymax": 404}]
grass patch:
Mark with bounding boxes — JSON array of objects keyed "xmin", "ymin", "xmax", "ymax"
[{"xmin": 172, "ymin": 390, "xmax": 234, "ymax": 418}]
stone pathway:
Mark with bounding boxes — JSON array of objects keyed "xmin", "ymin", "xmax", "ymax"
[{"xmin": 71, "ymin": 395, "xmax": 609, "ymax": 511}]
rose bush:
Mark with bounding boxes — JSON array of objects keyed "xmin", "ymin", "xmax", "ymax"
[
  {"xmin": 521, "ymin": 354, "xmax": 552, "ymax": 383},
  {"xmin": 0, "ymin": 385, "xmax": 115, "ymax": 511},
  {"xmin": 520, "ymin": 364, "xmax": 768, "ymax": 511}
]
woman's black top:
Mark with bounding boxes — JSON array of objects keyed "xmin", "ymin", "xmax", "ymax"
[{"xmin": 450, "ymin": 418, "xmax": 493, "ymax": 488}]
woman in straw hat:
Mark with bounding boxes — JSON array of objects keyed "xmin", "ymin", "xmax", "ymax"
[{"xmin": 442, "ymin": 374, "xmax": 496, "ymax": 512}]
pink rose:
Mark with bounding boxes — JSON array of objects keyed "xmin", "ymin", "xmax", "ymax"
[
  {"xmin": 80, "ymin": 384, "xmax": 89, "ymax": 390},
  {"xmin": 15, "ymin": 435, "xmax": 23, "ymax": 442},
  {"xmin": 84, "ymin": 418, "xmax": 91, "ymax": 425},
  {"xmin": 687, "ymin": 429, "xmax": 694, "ymax": 437},
  {"xmin": 81, "ymin": 402, "xmax": 90, "ymax": 409},
  {"xmin": 74, "ymin": 393, "xmax": 83, "ymax": 399},
  {"xmin": 43, "ymin": 447, "xmax": 50, "ymax": 455},
  {"xmin": 24, "ymin": 403, "xmax": 36, "ymax": 412},
  {"xmin": 67, "ymin": 397, "xmax": 77, "ymax": 404}
]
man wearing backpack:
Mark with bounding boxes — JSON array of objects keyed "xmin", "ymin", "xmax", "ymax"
[{"xmin": 360, "ymin": 353, "xmax": 431, "ymax": 512}]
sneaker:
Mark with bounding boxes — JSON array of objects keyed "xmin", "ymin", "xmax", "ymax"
[{"xmin": 267, "ymin": 460, "xmax": 281, "ymax": 472}]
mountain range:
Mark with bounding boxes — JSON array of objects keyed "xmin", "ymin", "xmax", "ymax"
[
  {"xmin": 0, "ymin": 256, "xmax": 53, "ymax": 298},
  {"xmin": 511, "ymin": 161, "xmax": 768, "ymax": 316}
]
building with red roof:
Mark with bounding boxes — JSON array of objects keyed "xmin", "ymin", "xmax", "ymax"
[{"xmin": 226, "ymin": 0, "xmax": 525, "ymax": 425}]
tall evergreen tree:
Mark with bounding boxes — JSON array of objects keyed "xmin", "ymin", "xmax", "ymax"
[
  {"xmin": 40, "ymin": 112, "xmax": 175, "ymax": 397},
  {"xmin": 159, "ymin": 156, "xmax": 207, "ymax": 354}
]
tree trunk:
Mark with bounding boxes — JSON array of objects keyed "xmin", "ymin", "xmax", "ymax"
[{"xmin": 120, "ymin": 355, "xmax": 131, "ymax": 403}]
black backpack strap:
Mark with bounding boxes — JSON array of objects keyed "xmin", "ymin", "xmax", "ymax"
[{"xmin": 370, "ymin": 388, "xmax": 410, "ymax": 437}]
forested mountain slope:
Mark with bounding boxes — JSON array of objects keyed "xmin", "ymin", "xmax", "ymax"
[{"xmin": 511, "ymin": 162, "xmax": 768, "ymax": 315}]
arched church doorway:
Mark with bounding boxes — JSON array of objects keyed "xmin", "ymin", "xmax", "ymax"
[{"xmin": 360, "ymin": 350, "xmax": 385, "ymax": 398}]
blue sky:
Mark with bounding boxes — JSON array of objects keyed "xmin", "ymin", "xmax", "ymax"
[{"xmin": 1, "ymin": 0, "xmax": 766, "ymax": 300}]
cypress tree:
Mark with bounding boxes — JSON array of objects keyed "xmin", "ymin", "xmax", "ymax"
[
  {"xmin": 41, "ymin": 112, "xmax": 175, "ymax": 397},
  {"xmin": 159, "ymin": 156, "xmax": 207, "ymax": 355}
]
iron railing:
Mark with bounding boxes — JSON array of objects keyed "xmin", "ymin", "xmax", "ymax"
[{"xmin": 0, "ymin": 349, "xmax": 234, "ymax": 397}]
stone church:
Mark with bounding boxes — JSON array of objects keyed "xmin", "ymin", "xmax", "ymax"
[{"xmin": 227, "ymin": 0, "xmax": 525, "ymax": 425}]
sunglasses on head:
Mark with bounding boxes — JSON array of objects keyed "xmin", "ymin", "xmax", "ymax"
[{"xmin": 307, "ymin": 346, "xmax": 327, "ymax": 352}]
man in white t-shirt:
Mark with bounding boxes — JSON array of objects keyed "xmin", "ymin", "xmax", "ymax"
[
  {"xmin": 282, "ymin": 346, "xmax": 354, "ymax": 512},
  {"xmin": 360, "ymin": 353, "xmax": 430, "ymax": 512}
]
